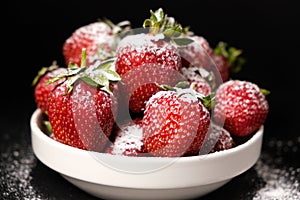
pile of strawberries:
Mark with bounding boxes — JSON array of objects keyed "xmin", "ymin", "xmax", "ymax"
[{"xmin": 33, "ymin": 8, "xmax": 269, "ymax": 157}]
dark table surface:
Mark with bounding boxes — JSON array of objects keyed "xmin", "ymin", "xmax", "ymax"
[{"xmin": 1, "ymin": 0, "xmax": 300, "ymax": 199}]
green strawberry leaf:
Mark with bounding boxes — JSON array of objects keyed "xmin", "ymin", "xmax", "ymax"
[
  {"xmin": 202, "ymin": 93, "xmax": 218, "ymax": 110},
  {"xmin": 102, "ymin": 17, "xmax": 131, "ymax": 35},
  {"xmin": 231, "ymin": 57, "xmax": 246, "ymax": 73},
  {"xmin": 80, "ymin": 48, "xmax": 87, "ymax": 67},
  {"xmin": 45, "ymin": 75, "xmax": 64, "ymax": 85},
  {"xmin": 143, "ymin": 19, "xmax": 152, "ymax": 29},
  {"xmin": 183, "ymin": 26, "xmax": 191, "ymax": 34},
  {"xmin": 68, "ymin": 67, "xmax": 85, "ymax": 76},
  {"xmin": 86, "ymin": 73, "xmax": 109, "ymax": 87},
  {"xmin": 64, "ymin": 76, "xmax": 80, "ymax": 95},
  {"xmin": 175, "ymin": 81, "xmax": 190, "ymax": 88},
  {"xmin": 172, "ymin": 38, "xmax": 194, "ymax": 46},
  {"xmin": 43, "ymin": 120, "xmax": 52, "ymax": 134},
  {"xmin": 143, "ymin": 8, "xmax": 164, "ymax": 34},
  {"xmin": 45, "ymin": 65, "xmax": 85, "ymax": 86},
  {"xmin": 151, "ymin": 8, "xmax": 164, "ymax": 22},
  {"xmin": 93, "ymin": 58, "xmax": 115, "ymax": 70},
  {"xmin": 214, "ymin": 41, "xmax": 246, "ymax": 73},
  {"xmin": 143, "ymin": 8, "xmax": 185, "ymax": 37},
  {"xmin": 44, "ymin": 49, "xmax": 120, "ymax": 95},
  {"xmin": 260, "ymin": 88, "xmax": 271, "ymax": 96},
  {"xmin": 163, "ymin": 26, "xmax": 182, "ymax": 38},
  {"xmin": 32, "ymin": 61, "xmax": 58, "ymax": 86},
  {"xmin": 32, "ymin": 67, "xmax": 48, "ymax": 86},
  {"xmin": 80, "ymin": 76, "xmax": 99, "ymax": 88},
  {"xmin": 81, "ymin": 75, "xmax": 113, "ymax": 95},
  {"xmin": 81, "ymin": 58, "xmax": 120, "ymax": 94},
  {"xmin": 214, "ymin": 41, "xmax": 228, "ymax": 57},
  {"xmin": 88, "ymin": 58, "xmax": 121, "ymax": 83},
  {"xmin": 156, "ymin": 83, "xmax": 174, "ymax": 91},
  {"xmin": 102, "ymin": 69, "xmax": 121, "ymax": 81}
]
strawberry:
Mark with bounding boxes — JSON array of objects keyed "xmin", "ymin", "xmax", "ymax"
[
  {"xmin": 105, "ymin": 118, "xmax": 147, "ymax": 156},
  {"xmin": 209, "ymin": 52, "xmax": 230, "ymax": 82},
  {"xmin": 63, "ymin": 19, "xmax": 130, "ymax": 66},
  {"xmin": 213, "ymin": 80, "xmax": 269, "ymax": 137},
  {"xmin": 142, "ymin": 87, "xmax": 211, "ymax": 157},
  {"xmin": 48, "ymin": 79, "xmax": 117, "ymax": 151},
  {"xmin": 115, "ymin": 34, "xmax": 183, "ymax": 114},
  {"xmin": 179, "ymin": 35, "xmax": 245, "ymax": 82},
  {"xmin": 200, "ymin": 123, "xmax": 234, "ymax": 154},
  {"xmin": 47, "ymin": 50, "xmax": 120, "ymax": 151},
  {"xmin": 115, "ymin": 8, "xmax": 187, "ymax": 114},
  {"xmin": 179, "ymin": 35, "xmax": 213, "ymax": 69},
  {"xmin": 32, "ymin": 61, "xmax": 67, "ymax": 114},
  {"xmin": 180, "ymin": 66, "xmax": 212, "ymax": 96}
]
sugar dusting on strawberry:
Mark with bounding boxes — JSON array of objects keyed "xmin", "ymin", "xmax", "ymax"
[
  {"xmin": 143, "ymin": 88, "xmax": 211, "ymax": 157},
  {"xmin": 48, "ymin": 79, "xmax": 117, "ymax": 151},
  {"xmin": 46, "ymin": 49, "xmax": 120, "ymax": 152},
  {"xmin": 63, "ymin": 22, "xmax": 114, "ymax": 66},
  {"xmin": 63, "ymin": 20, "xmax": 131, "ymax": 66},
  {"xmin": 214, "ymin": 80, "xmax": 269, "ymax": 137},
  {"xmin": 106, "ymin": 119, "xmax": 146, "ymax": 156},
  {"xmin": 32, "ymin": 62, "xmax": 67, "ymax": 114},
  {"xmin": 116, "ymin": 33, "xmax": 181, "ymax": 76},
  {"xmin": 200, "ymin": 123, "xmax": 234, "ymax": 154},
  {"xmin": 180, "ymin": 67, "xmax": 211, "ymax": 96},
  {"xmin": 179, "ymin": 34, "xmax": 245, "ymax": 82},
  {"xmin": 179, "ymin": 35, "xmax": 212, "ymax": 69},
  {"xmin": 115, "ymin": 33, "xmax": 182, "ymax": 114}
]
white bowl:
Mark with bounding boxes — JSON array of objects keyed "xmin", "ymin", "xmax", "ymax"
[{"xmin": 30, "ymin": 108, "xmax": 263, "ymax": 200}]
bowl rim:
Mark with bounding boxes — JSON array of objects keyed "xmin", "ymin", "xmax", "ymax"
[{"xmin": 30, "ymin": 108, "xmax": 263, "ymax": 189}]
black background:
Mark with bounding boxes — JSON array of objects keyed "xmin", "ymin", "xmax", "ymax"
[
  {"xmin": 2, "ymin": 0, "xmax": 300, "ymax": 136},
  {"xmin": 1, "ymin": 0, "xmax": 300, "ymax": 199}
]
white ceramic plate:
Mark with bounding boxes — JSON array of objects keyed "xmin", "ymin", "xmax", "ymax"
[{"xmin": 30, "ymin": 108, "xmax": 263, "ymax": 200}]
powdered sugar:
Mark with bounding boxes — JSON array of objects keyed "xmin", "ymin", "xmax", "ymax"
[
  {"xmin": 254, "ymin": 159, "xmax": 300, "ymax": 200},
  {"xmin": 0, "ymin": 142, "xmax": 42, "ymax": 199},
  {"xmin": 176, "ymin": 88, "xmax": 199, "ymax": 103},
  {"xmin": 116, "ymin": 32, "xmax": 181, "ymax": 70},
  {"xmin": 117, "ymin": 33, "xmax": 165, "ymax": 49},
  {"xmin": 71, "ymin": 81, "xmax": 95, "ymax": 111},
  {"xmin": 252, "ymin": 137, "xmax": 300, "ymax": 200},
  {"xmin": 180, "ymin": 67, "xmax": 211, "ymax": 96},
  {"xmin": 111, "ymin": 123, "xmax": 144, "ymax": 156}
]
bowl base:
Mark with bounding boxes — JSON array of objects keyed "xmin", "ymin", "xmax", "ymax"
[{"xmin": 61, "ymin": 174, "xmax": 231, "ymax": 200}]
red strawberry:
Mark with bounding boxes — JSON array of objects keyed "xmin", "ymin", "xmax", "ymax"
[
  {"xmin": 179, "ymin": 35, "xmax": 245, "ymax": 82},
  {"xmin": 105, "ymin": 118, "xmax": 147, "ymax": 156},
  {"xmin": 115, "ymin": 32, "xmax": 182, "ymax": 114},
  {"xmin": 63, "ymin": 20, "xmax": 130, "ymax": 66},
  {"xmin": 200, "ymin": 123, "xmax": 234, "ymax": 154},
  {"xmin": 142, "ymin": 88, "xmax": 211, "ymax": 157},
  {"xmin": 213, "ymin": 80, "xmax": 269, "ymax": 137},
  {"xmin": 32, "ymin": 62, "xmax": 67, "ymax": 113},
  {"xmin": 48, "ymin": 79, "xmax": 117, "ymax": 151},
  {"xmin": 180, "ymin": 66, "xmax": 212, "ymax": 96},
  {"xmin": 47, "ymin": 51, "xmax": 120, "ymax": 151},
  {"xmin": 178, "ymin": 35, "xmax": 229, "ymax": 82},
  {"xmin": 115, "ymin": 8, "xmax": 189, "ymax": 114},
  {"xmin": 209, "ymin": 53, "xmax": 230, "ymax": 82},
  {"xmin": 179, "ymin": 35, "xmax": 213, "ymax": 69}
]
